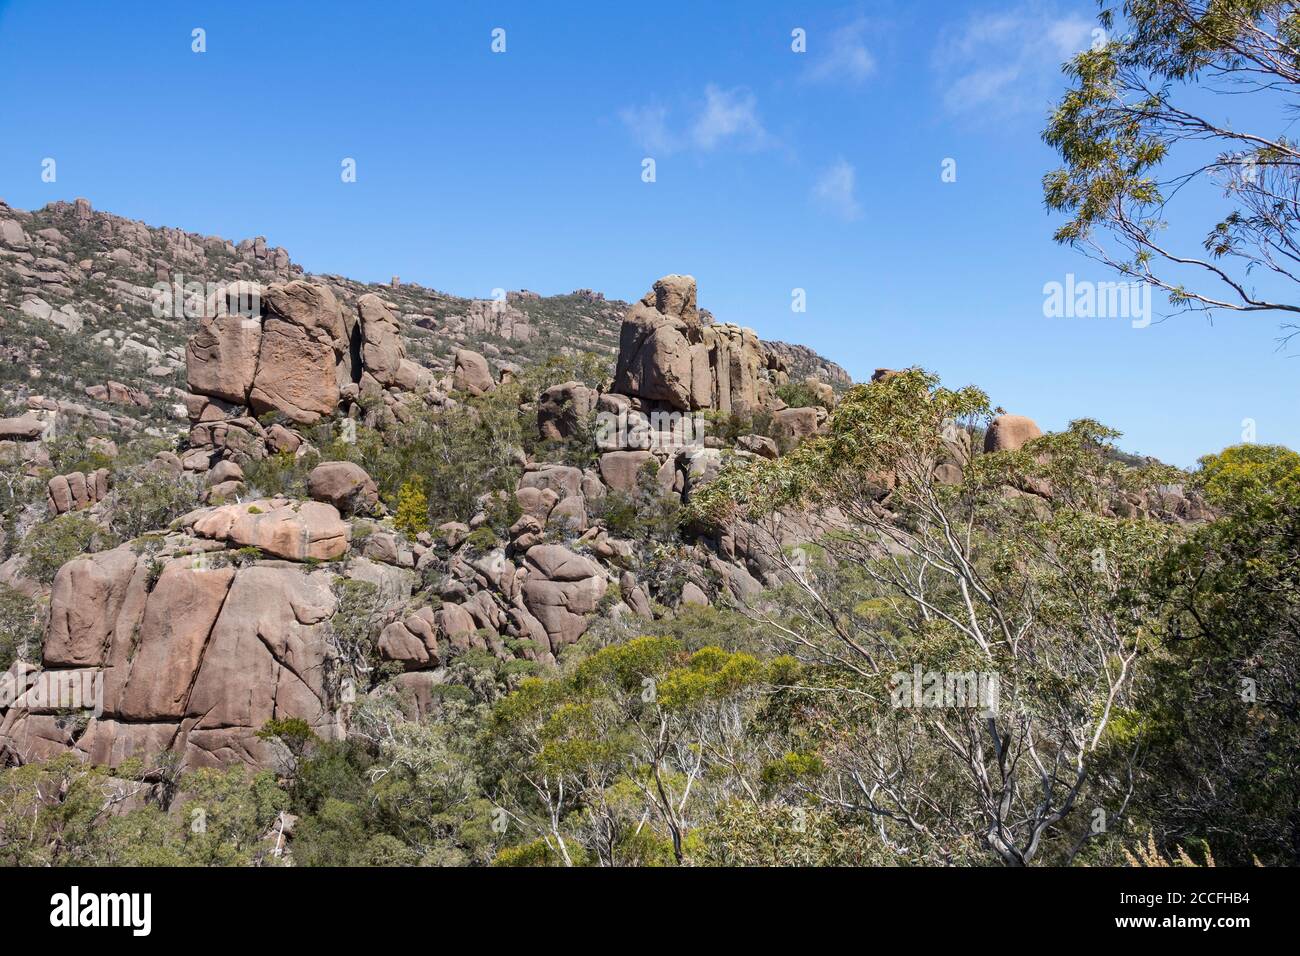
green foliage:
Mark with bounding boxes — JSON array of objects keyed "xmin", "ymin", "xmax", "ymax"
[
  {"xmin": 393, "ymin": 478, "xmax": 430, "ymax": 536},
  {"xmin": 0, "ymin": 472, "xmax": 43, "ymax": 562},
  {"xmin": 46, "ymin": 432, "xmax": 115, "ymax": 476},
  {"xmin": 776, "ymin": 380, "xmax": 832, "ymax": 411},
  {"xmin": 483, "ymin": 636, "xmax": 775, "ymax": 865},
  {"xmin": 241, "ymin": 450, "xmax": 317, "ymax": 499},
  {"xmin": 701, "ymin": 407, "xmax": 775, "ymax": 446},
  {"xmin": 463, "ymin": 526, "xmax": 500, "ymax": 553},
  {"xmin": 106, "ymin": 467, "xmax": 202, "ymax": 540},
  {"xmin": 1123, "ymin": 443, "xmax": 1300, "ymax": 864},
  {"xmin": 327, "ymin": 578, "xmax": 386, "ymax": 695},
  {"xmin": 760, "ymin": 752, "xmax": 826, "ymax": 792},
  {"xmin": 288, "ymin": 704, "xmax": 497, "ymax": 866},
  {"xmin": 1042, "ymin": 0, "xmax": 1300, "ymax": 319},
  {"xmin": 0, "ymin": 584, "xmax": 42, "ymax": 671},
  {"xmin": 0, "ymin": 756, "xmax": 287, "ymax": 866},
  {"xmin": 257, "ymin": 718, "xmax": 318, "ymax": 758},
  {"xmin": 689, "ymin": 367, "xmax": 1202, "ymax": 865},
  {"xmin": 591, "ymin": 461, "xmax": 681, "ymax": 545},
  {"xmin": 324, "ymin": 394, "xmax": 525, "ymax": 527},
  {"xmin": 493, "ymin": 837, "xmax": 576, "ymax": 867},
  {"xmin": 20, "ymin": 514, "xmax": 111, "ymax": 584},
  {"xmin": 516, "ymin": 351, "xmax": 609, "ymax": 399},
  {"xmin": 692, "ymin": 368, "xmax": 990, "ymax": 525}
]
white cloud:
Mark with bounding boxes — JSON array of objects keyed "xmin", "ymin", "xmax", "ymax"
[
  {"xmin": 619, "ymin": 85, "xmax": 770, "ymax": 155},
  {"xmin": 942, "ymin": 64, "xmax": 1021, "ymax": 114},
  {"xmin": 803, "ymin": 19, "xmax": 877, "ymax": 85},
  {"xmin": 934, "ymin": 4, "xmax": 1094, "ymax": 116},
  {"xmin": 618, "ymin": 104, "xmax": 675, "ymax": 154},
  {"xmin": 1046, "ymin": 16, "xmax": 1093, "ymax": 58},
  {"xmin": 812, "ymin": 159, "xmax": 862, "ymax": 221},
  {"xmin": 691, "ymin": 85, "xmax": 768, "ymax": 151}
]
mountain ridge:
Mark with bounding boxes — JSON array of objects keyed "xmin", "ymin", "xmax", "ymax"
[{"xmin": 0, "ymin": 197, "xmax": 852, "ymax": 434}]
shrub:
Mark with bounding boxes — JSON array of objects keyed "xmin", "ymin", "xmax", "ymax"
[
  {"xmin": 20, "ymin": 514, "xmax": 112, "ymax": 584},
  {"xmin": 776, "ymin": 380, "xmax": 832, "ymax": 411},
  {"xmin": 393, "ymin": 479, "xmax": 430, "ymax": 536},
  {"xmin": 0, "ymin": 583, "xmax": 43, "ymax": 670},
  {"xmin": 106, "ymin": 468, "xmax": 202, "ymax": 540}
]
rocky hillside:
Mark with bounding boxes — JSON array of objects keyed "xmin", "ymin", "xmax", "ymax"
[
  {"xmin": 0, "ymin": 194, "xmax": 859, "ymax": 774},
  {"xmin": 0, "ymin": 201, "xmax": 1248, "ymax": 873},
  {"xmin": 0, "ymin": 198, "xmax": 850, "ymax": 447}
]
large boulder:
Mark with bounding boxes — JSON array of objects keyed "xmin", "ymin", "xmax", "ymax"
[
  {"xmin": 0, "ymin": 415, "xmax": 47, "ymax": 440},
  {"xmin": 984, "ymin": 414, "xmax": 1043, "ymax": 453},
  {"xmin": 0, "ymin": 218, "xmax": 30, "ymax": 249},
  {"xmin": 772, "ymin": 406, "xmax": 825, "ymax": 444},
  {"xmin": 651, "ymin": 274, "xmax": 699, "ymax": 326},
  {"xmin": 181, "ymin": 564, "xmax": 338, "ymax": 750},
  {"xmin": 357, "ymin": 294, "xmax": 405, "ymax": 387},
  {"xmin": 263, "ymin": 280, "xmax": 347, "ymax": 345},
  {"xmin": 521, "ymin": 545, "xmax": 607, "ymax": 653},
  {"xmin": 378, "ymin": 606, "xmax": 441, "ymax": 669},
  {"xmin": 453, "ymin": 349, "xmax": 494, "ymax": 395},
  {"xmin": 116, "ymin": 563, "xmax": 238, "ymax": 721},
  {"xmin": 307, "ymin": 461, "xmax": 379, "ymax": 516},
  {"xmin": 612, "ymin": 275, "xmax": 775, "ymax": 414},
  {"xmin": 736, "ymin": 434, "xmax": 779, "ymax": 459},
  {"xmin": 613, "ymin": 300, "xmax": 694, "ymax": 410},
  {"xmin": 186, "ymin": 314, "xmax": 262, "ymax": 405},
  {"xmin": 598, "ymin": 450, "xmax": 656, "ymax": 494},
  {"xmin": 44, "ymin": 545, "xmax": 140, "ymax": 667},
  {"xmin": 537, "ymin": 381, "xmax": 596, "ymax": 441},
  {"xmin": 1, "ymin": 545, "xmax": 346, "ymax": 772},
  {"xmin": 701, "ymin": 323, "xmax": 767, "ymax": 413},
  {"xmin": 187, "ymin": 499, "xmax": 351, "ymax": 561},
  {"xmin": 435, "ymin": 603, "xmax": 483, "ymax": 653},
  {"xmin": 247, "ymin": 318, "xmax": 340, "ymax": 424},
  {"xmin": 519, "ymin": 465, "xmax": 584, "ymax": 500},
  {"xmin": 46, "ymin": 468, "xmax": 109, "ymax": 515},
  {"xmin": 183, "ymin": 280, "xmax": 417, "ymax": 432}
]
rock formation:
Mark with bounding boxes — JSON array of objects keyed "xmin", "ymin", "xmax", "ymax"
[
  {"xmin": 1, "ymin": 255, "xmax": 1223, "ymax": 787},
  {"xmin": 984, "ymin": 414, "xmax": 1044, "ymax": 453},
  {"xmin": 613, "ymin": 275, "xmax": 786, "ymax": 414},
  {"xmin": 0, "ymin": 537, "xmax": 346, "ymax": 769},
  {"xmin": 46, "ymin": 468, "xmax": 110, "ymax": 515}
]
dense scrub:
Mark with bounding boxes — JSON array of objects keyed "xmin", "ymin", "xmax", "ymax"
[{"xmin": 3, "ymin": 371, "xmax": 1294, "ymax": 866}]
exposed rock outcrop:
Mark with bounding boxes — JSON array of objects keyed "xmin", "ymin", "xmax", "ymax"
[
  {"xmin": 984, "ymin": 414, "xmax": 1044, "ymax": 453},
  {"xmin": 538, "ymin": 381, "xmax": 597, "ymax": 441},
  {"xmin": 46, "ymin": 469, "xmax": 109, "ymax": 515},
  {"xmin": 183, "ymin": 499, "xmax": 351, "ymax": 561},
  {"xmin": 0, "ymin": 543, "xmax": 341, "ymax": 771},
  {"xmin": 613, "ymin": 275, "xmax": 786, "ymax": 414},
  {"xmin": 453, "ymin": 348, "xmax": 495, "ymax": 396},
  {"xmin": 307, "ymin": 462, "xmax": 379, "ymax": 517}
]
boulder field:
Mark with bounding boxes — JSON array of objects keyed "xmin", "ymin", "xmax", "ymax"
[{"xmin": 3, "ymin": 273, "xmax": 1103, "ymax": 774}]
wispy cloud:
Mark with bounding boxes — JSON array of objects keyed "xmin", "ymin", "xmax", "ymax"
[
  {"xmin": 620, "ymin": 85, "xmax": 770, "ymax": 155},
  {"xmin": 934, "ymin": 4, "xmax": 1093, "ymax": 116},
  {"xmin": 812, "ymin": 159, "xmax": 862, "ymax": 221},
  {"xmin": 691, "ymin": 85, "xmax": 768, "ymax": 150},
  {"xmin": 802, "ymin": 19, "xmax": 877, "ymax": 85},
  {"xmin": 618, "ymin": 104, "xmax": 675, "ymax": 154}
]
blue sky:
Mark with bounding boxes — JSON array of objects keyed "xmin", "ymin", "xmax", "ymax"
[{"xmin": 1, "ymin": 0, "xmax": 1295, "ymax": 467}]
